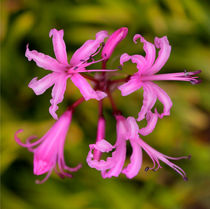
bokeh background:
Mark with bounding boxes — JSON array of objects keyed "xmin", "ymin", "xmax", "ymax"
[{"xmin": 1, "ymin": 0, "xmax": 210, "ymax": 209}]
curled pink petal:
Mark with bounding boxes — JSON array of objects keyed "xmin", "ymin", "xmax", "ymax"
[
  {"xmin": 139, "ymin": 111, "xmax": 158, "ymax": 136},
  {"xmin": 28, "ymin": 73, "xmax": 57, "ymax": 95},
  {"xmin": 127, "ymin": 117, "xmax": 139, "ymax": 138},
  {"xmin": 86, "ymin": 140, "xmax": 114, "ymax": 171},
  {"xmin": 25, "ymin": 44, "xmax": 66, "ymax": 72},
  {"xmin": 129, "ymin": 55, "xmax": 146, "ymax": 72},
  {"xmin": 137, "ymin": 82, "xmax": 157, "ymax": 121},
  {"xmin": 49, "ymin": 74, "xmax": 69, "ymax": 120},
  {"xmin": 101, "ymin": 140, "xmax": 127, "ymax": 178},
  {"xmin": 133, "ymin": 34, "xmax": 156, "ymax": 72},
  {"xmin": 102, "ymin": 27, "xmax": 128, "ymax": 60},
  {"xmin": 149, "ymin": 82, "xmax": 172, "ymax": 118},
  {"xmin": 49, "ymin": 29, "xmax": 68, "ymax": 65},
  {"xmin": 122, "ymin": 140, "xmax": 142, "ymax": 179},
  {"xmin": 120, "ymin": 53, "xmax": 146, "ymax": 71},
  {"xmin": 70, "ymin": 30, "xmax": 108, "ymax": 66},
  {"xmin": 118, "ymin": 74, "xmax": 142, "ymax": 96},
  {"xmin": 95, "ymin": 139, "xmax": 114, "ymax": 153},
  {"xmin": 71, "ymin": 73, "xmax": 107, "ymax": 101},
  {"xmin": 147, "ymin": 36, "xmax": 171, "ymax": 75},
  {"xmin": 120, "ymin": 53, "xmax": 131, "ymax": 66}
]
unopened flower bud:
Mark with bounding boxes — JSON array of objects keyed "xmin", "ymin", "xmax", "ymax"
[{"xmin": 102, "ymin": 27, "xmax": 128, "ymax": 61}]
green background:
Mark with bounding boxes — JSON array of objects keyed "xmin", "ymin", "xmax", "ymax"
[{"xmin": 1, "ymin": 0, "xmax": 210, "ymax": 209}]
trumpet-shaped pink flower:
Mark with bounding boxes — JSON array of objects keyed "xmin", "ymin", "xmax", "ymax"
[
  {"xmin": 15, "ymin": 109, "xmax": 82, "ymax": 184},
  {"xmin": 87, "ymin": 116, "xmax": 189, "ymax": 180},
  {"xmin": 26, "ymin": 29, "xmax": 110, "ymax": 119},
  {"xmin": 118, "ymin": 35, "xmax": 201, "ymax": 135}
]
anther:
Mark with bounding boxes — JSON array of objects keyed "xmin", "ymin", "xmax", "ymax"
[
  {"xmin": 184, "ymin": 69, "xmax": 189, "ymax": 77},
  {"xmin": 190, "ymin": 79, "xmax": 198, "ymax": 85},
  {"xmin": 188, "ymin": 155, "xmax": 191, "ymax": 160},
  {"xmin": 145, "ymin": 167, "xmax": 149, "ymax": 172},
  {"xmin": 117, "ymin": 66, "xmax": 122, "ymax": 70},
  {"xmin": 183, "ymin": 176, "xmax": 188, "ymax": 181}
]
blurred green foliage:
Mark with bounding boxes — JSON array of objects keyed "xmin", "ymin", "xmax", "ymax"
[{"xmin": 1, "ymin": 0, "xmax": 210, "ymax": 209}]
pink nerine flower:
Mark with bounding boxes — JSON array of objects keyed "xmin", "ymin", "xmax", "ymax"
[
  {"xmin": 15, "ymin": 109, "xmax": 81, "ymax": 184},
  {"xmin": 87, "ymin": 115, "xmax": 128, "ymax": 178},
  {"xmin": 87, "ymin": 116, "xmax": 189, "ymax": 180},
  {"xmin": 26, "ymin": 29, "xmax": 109, "ymax": 119},
  {"xmin": 118, "ymin": 35, "xmax": 201, "ymax": 135}
]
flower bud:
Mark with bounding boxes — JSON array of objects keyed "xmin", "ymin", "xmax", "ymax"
[{"xmin": 102, "ymin": 27, "xmax": 128, "ymax": 61}]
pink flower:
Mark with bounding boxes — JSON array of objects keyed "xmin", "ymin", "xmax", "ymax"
[
  {"xmin": 87, "ymin": 116, "xmax": 189, "ymax": 180},
  {"xmin": 87, "ymin": 115, "xmax": 128, "ymax": 178},
  {"xmin": 118, "ymin": 35, "xmax": 201, "ymax": 135},
  {"xmin": 26, "ymin": 29, "xmax": 109, "ymax": 119},
  {"xmin": 15, "ymin": 109, "xmax": 82, "ymax": 184},
  {"xmin": 102, "ymin": 27, "xmax": 128, "ymax": 61}
]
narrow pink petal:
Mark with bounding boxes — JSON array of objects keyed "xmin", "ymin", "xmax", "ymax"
[
  {"xmin": 120, "ymin": 53, "xmax": 146, "ymax": 72},
  {"xmin": 49, "ymin": 74, "xmax": 69, "ymax": 120},
  {"xmin": 35, "ymin": 169, "xmax": 53, "ymax": 184},
  {"xmin": 122, "ymin": 117, "xmax": 142, "ymax": 178},
  {"xmin": 94, "ymin": 139, "xmax": 114, "ymax": 152},
  {"xmin": 118, "ymin": 74, "xmax": 142, "ymax": 96},
  {"xmin": 147, "ymin": 36, "xmax": 171, "ymax": 75},
  {"xmin": 33, "ymin": 157, "xmax": 56, "ymax": 175},
  {"xmin": 86, "ymin": 140, "xmax": 114, "ymax": 171},
  {"xmin": 101, "ymin": 117, "xmax": 128, "ymax": 178},
  {"xmin": 130, "ymin": 55, "xmax": 146, "ymax": 72},
  {"xmin": 133, "ymin": 34, "xmax": 156, "ymax": 72},
  {"xmin": 28, "ymin": 73, "xmax": 57, "ymax": 95},
  {"xmin": 126, "ymin": 117, "xmax": 139, "ymax": 138},
  {"xmin": 120, "ymin": 53, "xmax": 131, "ymax": 66},
  {"xmin": 101, "ymin": 140, "xmax": 127, "ymax": 178},
  {"xmin": 149, "ymin": 82, "xmax": 172, "ymax": 118},
  {"xmin": 71, "ymin": 73, "xmax": 107, "ymax": 101},
  {"xmin": 139, "ymin": 111, "xmax": 158, "ymax": 136},
  {"xmin": 49, "ymin": 29, "xmax": 68, "ymax": 64},
  {"xmin": 137, "ymin": 82, "xmax": 157, "ymax": 121},
  {"xmin": 102, "ymin": 27, "xmax": 128, "ymax": 60},
  {"xmin": 122, "ymin": 140, "xmax": 142, "ymax": 179},
  {"xmin": 25, "ymin": 44, "xmax": 67, "ymax": 72},
  {"xmin": 70, "ymin": 31, "xmax": 108, "ymax": 66}
]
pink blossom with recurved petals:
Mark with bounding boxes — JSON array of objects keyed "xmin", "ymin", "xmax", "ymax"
[
  {"xmin": 87, "ymin": 116, "xmax": 189, "ymax": 180},
  {"xmin": 118, "ymin": 34, "xmax": 201, "ymax": 135},
  {"xmin": 87, "ymin": 115, "xmax": 129, "ymax": 178},
  {"xmin": 26, "ymin": 29, "xmax": 110, "ymax": 119},
  {"xmin": 15, "ymin": 109, "xmax": 82, "ymax": 184}
]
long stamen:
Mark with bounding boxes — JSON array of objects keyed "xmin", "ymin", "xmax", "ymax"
[
  {"xmin": 138, "ymin": 138, "xmax": 189, "ymax": 180},
  {"xmin": 35, "ymin": 168, "xmax": 53, "ymax": 184},
  {"xmin": 15, "ymin": 129, "xmax": 44, "ymax": 149},
  {"xmin": 141, "ymin": 70, "xmax": 201, "ymax": 84}
]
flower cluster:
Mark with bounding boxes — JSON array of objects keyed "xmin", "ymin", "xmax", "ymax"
[{"xmin": 15, "ymin": 27, "xmax": 201, "ymax": 183}]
